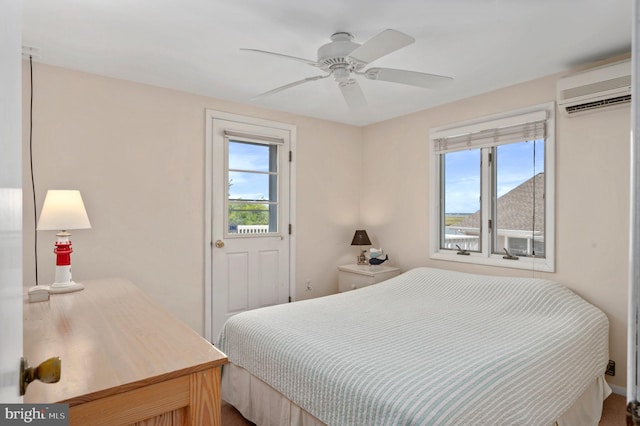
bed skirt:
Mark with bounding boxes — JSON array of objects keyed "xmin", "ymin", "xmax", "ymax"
[{"xmin": 222, "ymin": 363, "xmax": 612, "ymax": 426}]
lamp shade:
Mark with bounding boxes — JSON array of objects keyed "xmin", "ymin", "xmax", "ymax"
[
  {"xmin": 37, "ymin": 190, "xmax": 91, "ymax": 231},
  {"xmin": 351, "ymin": 229, "xmax": 371, "ymax": 246}
]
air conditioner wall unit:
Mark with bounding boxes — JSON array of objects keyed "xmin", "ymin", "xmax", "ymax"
[{"xmin": 556, "ymin": 59, "xmax": 631, "ymax": 116}]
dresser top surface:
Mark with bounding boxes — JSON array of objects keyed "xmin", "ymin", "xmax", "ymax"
[
  {"xmin": 338, "ymin": 264, "xmax": 400, "ymax": 276},
  {"xmin": 23, "ymin": 278, "xmax": 227, "ymax": 404}
]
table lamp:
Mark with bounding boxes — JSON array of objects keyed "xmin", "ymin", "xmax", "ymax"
[
  {"xmin": 351, "ymin": 229, "xmax": 372, "ymax": 265},
  {"xmin": 37, "ymin": 190, "xmax": 91, "ymax": 293}
]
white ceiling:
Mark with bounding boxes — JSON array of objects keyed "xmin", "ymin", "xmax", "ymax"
[{"xmin": 22, "ymin": 0, "xmax": 632, "ymax": 126}]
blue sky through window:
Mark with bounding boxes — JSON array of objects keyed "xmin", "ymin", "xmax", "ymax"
[
  {"xmin": 228, "ymin": 140, "xmax": 273, "ymax": 201},
  {"xmin": 444, "ymin": 140, "xmax": 544, "ymax": 214},
  {"xmin": 444, "ymin": 149, "xmax": 480, "ymax": 215}
]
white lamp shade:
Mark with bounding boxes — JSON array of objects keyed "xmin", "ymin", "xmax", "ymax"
[{"xmin": 37, "ymin": 190, "xmax": 91, "ymax": 231}]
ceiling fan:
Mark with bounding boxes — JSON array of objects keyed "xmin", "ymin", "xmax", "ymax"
[{"xmin": 242, "ymin": 29, "xmax": 453, "ymax": 110}]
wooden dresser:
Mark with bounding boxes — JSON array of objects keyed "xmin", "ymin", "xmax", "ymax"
[{"xmin": 23, "ymin": 278, "xmax": 228, "ymax": 426}]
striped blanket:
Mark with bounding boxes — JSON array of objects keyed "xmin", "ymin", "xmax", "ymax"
[{"xmin": 217, "ymin": 267, "xmax": 609, "ymax": 425}]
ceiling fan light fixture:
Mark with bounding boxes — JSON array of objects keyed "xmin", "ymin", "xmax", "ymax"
[{"xmin": 332, "ymin": 66, "xmax": 350, "ymax": 83}]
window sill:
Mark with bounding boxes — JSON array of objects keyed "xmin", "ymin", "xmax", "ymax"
[{"xmin": 430, "ymin": 251, "xmax": 555, "ymax": 273}]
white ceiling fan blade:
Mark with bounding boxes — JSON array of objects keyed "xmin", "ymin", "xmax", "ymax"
[
  {"xmin": 241, "ymin": 48, "xmax": 321, "ymax": 67},
  {"xmin": 253, "ymin": 74, "xmax": 329, "ymax": 99},
  {"xmin": 364, "ymin": 67, "xmax": 454, "ymax": 89},
  {"xmin": 347, "ymin": 29, "xmax": 414, "ymax": 65},
  {"xmin": 339, "ymin": 79, "xmax": 367, "ymax": 110}
]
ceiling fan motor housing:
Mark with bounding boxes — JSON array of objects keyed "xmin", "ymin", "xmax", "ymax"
[{"xmin": 317, "ymin": 32, "xmax": 361, "ymax": 77}]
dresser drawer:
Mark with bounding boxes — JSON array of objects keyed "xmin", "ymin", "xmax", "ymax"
[{"xmin": 338, "ymin": 264, "xmax": 401, "ymax": 292}]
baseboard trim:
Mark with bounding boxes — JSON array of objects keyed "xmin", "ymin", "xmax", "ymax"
[{"xmin": 609, "ymin": 383, "xmax": 626, "ymax": 396}]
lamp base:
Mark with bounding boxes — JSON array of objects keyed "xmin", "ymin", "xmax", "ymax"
[{"xmin": 49, "ymin": 281, "xmax": 84, "ymax": 294}]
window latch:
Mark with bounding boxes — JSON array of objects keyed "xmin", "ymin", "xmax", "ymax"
[
  {"xmin": 503, "ymin": 248, "xmax": 519, "ymax": 260},
  {"xmin": 456, "ymin": 244, "xmax": 470, "ymax": 256}
]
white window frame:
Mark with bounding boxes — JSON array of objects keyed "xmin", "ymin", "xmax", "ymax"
[{"xmin": 429, "ymin": 102, "xmax": 555, "ymax": 272}]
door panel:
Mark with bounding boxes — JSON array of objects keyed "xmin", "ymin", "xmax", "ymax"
[
  {"xmin": 0, "ymin": 0, "xmax": 23, "ymax": 402},
  {"xmin": 258, "ymin": 249, "xmax": 279, "ymax": 306},
  {"xmin": 209, "ymin": 116, "xmax": 292, "ymax": 342},
  {"xmin": 227, "ymin": 252, "xmax": 249, "ymax": 313}
]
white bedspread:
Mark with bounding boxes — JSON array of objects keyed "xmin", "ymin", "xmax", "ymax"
[{"xmin": 217, "ymin": 267, "xmax": 609, "ymax": 425}]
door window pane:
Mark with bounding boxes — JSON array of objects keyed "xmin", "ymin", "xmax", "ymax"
[
  {"xmin": 228, "ymin": 203, "xmax": 274, "ymax": 234},
  {"xmin": 228, "ymin": 171, "xmax": 273, "ymax": 201},
  {"xmin": 229, "ymin": 141, "xmax": 272, "ymax": 172},
  {"xmin": 441, "ymin": 149, "xmax": 481, "ymax": 252},
  {"xmin": 227, "ymin": 139, "xmax": 278, "ymax": 235}
]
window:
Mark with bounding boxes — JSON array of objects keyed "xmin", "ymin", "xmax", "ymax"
[
  {"xmin": 225, "ymin": 131, "xmax": 282, "ymax": 236},
  {"xmin": 430, "ymin": 103, "xmax": 555, "ymax": 272}
]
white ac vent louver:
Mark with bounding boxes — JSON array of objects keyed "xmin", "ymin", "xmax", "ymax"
[{"xmin": 557, "ymin": 59, "xmax": 631, "ymax": 116}]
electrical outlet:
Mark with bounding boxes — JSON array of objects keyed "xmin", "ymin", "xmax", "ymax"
[
  {"xmin": 305, "ymin": 279, "xmax": 312, "ymax": 291},
  {"xmin": 606, "ymin": 360, "xmax": 615, "ymax": 376}
]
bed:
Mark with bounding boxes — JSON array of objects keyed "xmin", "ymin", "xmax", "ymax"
[{"xmin": 217, "ymin": 267, "xmax": 611, "ymax": 426}]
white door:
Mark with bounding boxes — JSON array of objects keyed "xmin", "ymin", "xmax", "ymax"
[
  {"xmin": 0, "ymin": 0, "xmax": 23, "ymax": 403},
  {"xmin": 207, "ymin": 113, "xmax": 294, "ymax": 342}
]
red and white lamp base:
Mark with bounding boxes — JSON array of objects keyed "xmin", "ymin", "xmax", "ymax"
[{"xmin": 49, "ymin": 231, "xmax": 84, "ymax": 293}]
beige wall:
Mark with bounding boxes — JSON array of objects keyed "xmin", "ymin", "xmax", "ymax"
[
  {"xmin": 21, "ymin": 63, "xmax": 363, "ymax": 334},
  {"xmin": 361, "ymin": 71, "xmax": 630, "ymax": 389},
  {"xmin": 22, "ymin": 59, "xmax": 630, "ymax": 390}
]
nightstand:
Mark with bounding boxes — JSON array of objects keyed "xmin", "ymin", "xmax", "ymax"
[{"xmin": 338, "ymin": 264, "xmax": 401, "ymax": 292}]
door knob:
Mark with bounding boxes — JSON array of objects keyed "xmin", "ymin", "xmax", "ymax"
[
  {"xmin": 215, "ymin": 240, "xmax": 224, "ymax": 248},
  {"xmin": 20, "ymin": 356, "xmax": 61, "ymax": 396}
]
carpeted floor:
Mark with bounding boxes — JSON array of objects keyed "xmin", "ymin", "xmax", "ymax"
[
  {"xmin": 221, "ymin": 401, "xmax": 255, "ymax": 426},
  {"xmin": 600, "ymin": 393, "xmax": 627, "ymax": 426},
  {"xmin": 222, "ymin": 393, "xmax": 627, "ymax": 425}
]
